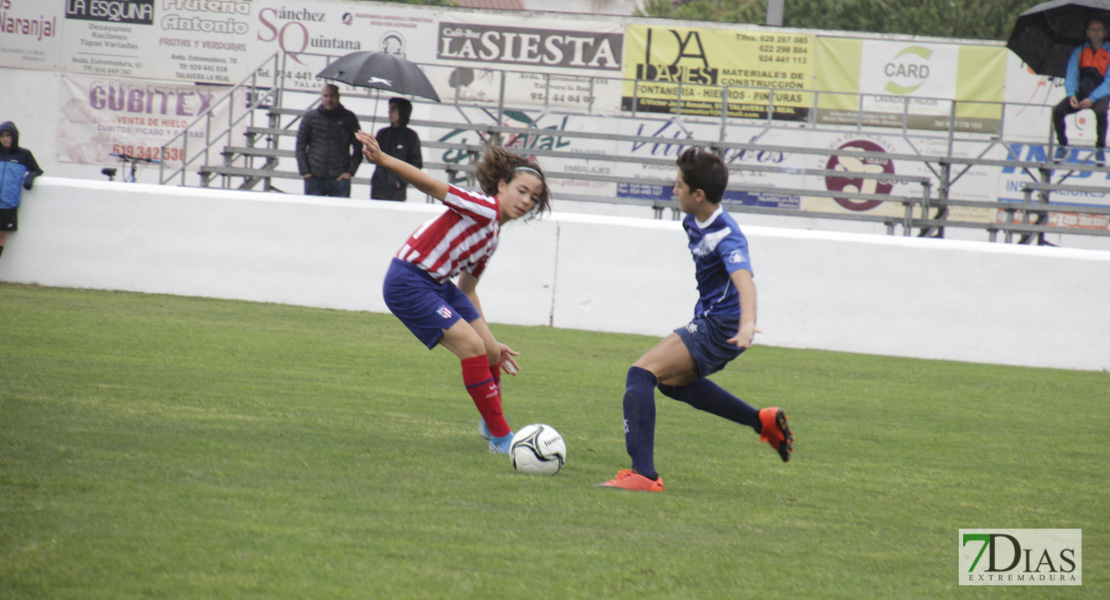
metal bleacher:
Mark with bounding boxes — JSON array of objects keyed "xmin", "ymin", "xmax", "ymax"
[{"xmin": 159, "ymin": 52, "xmax": 1110, "ymax": 247}]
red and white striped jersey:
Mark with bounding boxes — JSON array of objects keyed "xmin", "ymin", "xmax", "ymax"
[{"xmin": 395, "ymin": 184, "xmax": 501, "ymax": 283}]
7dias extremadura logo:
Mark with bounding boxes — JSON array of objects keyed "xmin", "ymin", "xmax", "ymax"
[{"xmin": 959, "ymin": 529, "xmax": 1081, "ymax": 586}]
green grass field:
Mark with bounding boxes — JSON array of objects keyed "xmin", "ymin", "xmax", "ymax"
[{"xmin": 1, "ymin": 283, "xmax": 1105, "ymax": 599}]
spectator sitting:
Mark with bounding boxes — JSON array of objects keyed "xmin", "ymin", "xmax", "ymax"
[{"xmin": 1052, "ymin": 17, "xmax": 1110, "ymax": 165}]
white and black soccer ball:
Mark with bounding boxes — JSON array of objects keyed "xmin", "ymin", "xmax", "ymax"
[{"xmin": 509, "ymin": 424, "xmax": 566, "ymax": 476}]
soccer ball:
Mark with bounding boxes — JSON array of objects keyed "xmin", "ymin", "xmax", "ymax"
[{"xmin": 509, "ymin": 424, "xmax": 566, "ymax": 476}]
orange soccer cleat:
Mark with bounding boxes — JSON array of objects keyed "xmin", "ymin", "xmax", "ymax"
[
  {"xmin": 758, "ymin": 407, "xmax": 794, "ymax": 462},
  {"xmin": 594, "ymin": 469, "xmax": 664, "ymax": 492}
]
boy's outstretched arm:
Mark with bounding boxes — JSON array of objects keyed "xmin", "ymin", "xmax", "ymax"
[{"xmin": 357, "ymin": 130, "xmax": 447, "ymax": 201}]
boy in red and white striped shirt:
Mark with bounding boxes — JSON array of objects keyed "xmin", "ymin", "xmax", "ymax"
[{"xmin": 357, "ymin": 130, "xmax": 550, "ymax": 454}]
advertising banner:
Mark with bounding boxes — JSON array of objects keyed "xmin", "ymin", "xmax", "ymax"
[
  {"xmin": 434, "ymin": 12, "xmax": 623, "ymax": 112},
  {"xmin": 804, "ymin": 134, "xmax": 914, "ymax": 220},
  {"xmin": 58, "ymin": 73, "xmax": 241, "ymax": 169},
  {"xmin": 1003, "ymin": 44, "xmax": 1069, "ymax": 144},
  {"xmin": 996, "ymin": 148, "xmax": 1110, "ymax": 231},
  {"xmin": 424, "ymin": 106, "xmax": 617, "ymax": 198},
  {"xmin": 814, "ymin": 37, "xmax": 1004, "ymax": 134},
  {"xmin": 253, "ymin": 0, "xmax": 439, "ymax": 93},
  {"xmin": 800, "ymin": 132, "xmax": 996, "ymax": 225},
  {"xmin": 622, "ymin": 24, "xmax": 813, "ymax": 121},
  {"xmin": 47, "ymin": 0, "xmax": 440, "ymax": 91},
  {"xmin": 57, "ymin": 0, "xmax": 251, "ymax": 83},
  {"xmin": 0, "ymin": 0, "xmax": 63, "ymax": 70},
  {"xmin": 422, "ymin": 107, "xmax": 804, "ymax": 211},
  {"xmin": 611, "ymin": 118, "xmax": 803, "ymax": 210}
]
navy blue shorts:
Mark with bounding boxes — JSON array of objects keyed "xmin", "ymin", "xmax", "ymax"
[
  {"xmin": 674, "ymin": 314, "xmax": 746, "ymax": 378},
  {"xmin": 0, "ymin": 207, "xmax": 17, "ymax": 231},
  {"xmin": 383, "ymin": 258, "xmax": 481, "ymax": 349}
]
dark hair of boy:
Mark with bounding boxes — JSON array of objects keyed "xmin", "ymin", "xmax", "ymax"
[{"xmin": 676, "ymin": 147, "xmax": 728, "ymax": 204}]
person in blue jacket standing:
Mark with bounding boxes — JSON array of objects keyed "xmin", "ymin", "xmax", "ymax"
[
  {"xmin": 0, "ymin": 121, "xmax": 43, "ymax": 260},
  {"xmin": 1052, "ymin": 17, "xmax": 1110, "ymax": 164}
]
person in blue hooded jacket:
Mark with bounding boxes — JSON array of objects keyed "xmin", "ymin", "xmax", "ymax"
[
  {"xmin": 0, "ymin": 121, "xmax": 43, "ymax": 259},
  {"xmin": 1052, "ymin": 17, "xmax": 1110, "ymax": 164}
]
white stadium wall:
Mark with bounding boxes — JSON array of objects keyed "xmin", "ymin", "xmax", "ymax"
[{"xmin": 3, "ymin": 178, "xmax": 1108, "ymax": 372}]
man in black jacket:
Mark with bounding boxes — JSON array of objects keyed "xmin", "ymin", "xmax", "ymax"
[
  {"xmin": 295, "ymin": 84, "xmax": 362, "ymax": 197},
  {"xmin": 370, "ymin": 97, "xmax": 423, "ymax": 201}
]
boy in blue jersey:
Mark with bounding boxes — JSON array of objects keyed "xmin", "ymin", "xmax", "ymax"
[{"xmin": 597, "ymin": 147, "xmax": 793, "ymax": 492}]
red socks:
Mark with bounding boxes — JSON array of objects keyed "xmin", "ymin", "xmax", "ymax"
[
  {"xmin": 489, "ymin": 360, "xmax": 502, "ymax": 390},
  {"xmin": 461, "ymin": 355, "xmax": 510, "ymax": 437}
]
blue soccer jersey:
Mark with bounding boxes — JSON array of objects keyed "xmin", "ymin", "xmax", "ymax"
[{"xmin": 683, "ymin": 206, "xmax": 753, "ymax": 320}]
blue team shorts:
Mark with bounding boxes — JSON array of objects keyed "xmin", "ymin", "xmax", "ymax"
[
  {"xmin": 382, "ymin": 258, "xmax": 481, "ymax": 349},
  {"xmin": 674, "ymin": 314, "xmax": 747, "ymax": 378}
]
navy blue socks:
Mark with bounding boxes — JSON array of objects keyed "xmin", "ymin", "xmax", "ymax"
[
  {"xmin": 623, "ymin": 368, "xmax": 760, "ymax": 480},
  {"xmin": 657, "ymin": 378, "xmax": 761, "ymax": 433},
  {"xmin": 623, "ymin": 366, "xmax": 658, "ymax": 480}
]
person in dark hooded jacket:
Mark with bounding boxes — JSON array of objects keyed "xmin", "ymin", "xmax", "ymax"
[
  {"xmin": 295, "ymin": 84, "xmax": 362, "ymax": 197},
  {"xmin": 371, "ymin": 97, "xmax": 423, "ymax": 201},
  {"xmin": 0, "ymin": 121, "xmax": 43, "ymax": 259}
]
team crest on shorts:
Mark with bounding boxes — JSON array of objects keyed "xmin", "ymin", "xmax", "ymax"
[
  {"xmin": 437, "ymin": 305, "xmax": 453, "ymax": 319},
  {"xmin": 685, "ymin": 322, "xmax": 698, "ymax": 334}
]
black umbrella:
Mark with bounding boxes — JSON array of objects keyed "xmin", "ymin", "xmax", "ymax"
[
  {"xmin": 316, "ymin": 51, "xmax": 440, "ymax": 102},
  {"xmin": 1007, "ymin": 0, "xmax": 1110, "ymax": 77}
]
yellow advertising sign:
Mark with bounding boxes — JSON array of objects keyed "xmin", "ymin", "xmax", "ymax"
[
  {"xmin": 623, "ymin": 24, "xmax": 813, "ymax": 121},
  {"xmin": 814, "ymin": 37, "xmax": 1004, "ymax": 134}
]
